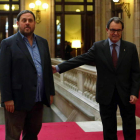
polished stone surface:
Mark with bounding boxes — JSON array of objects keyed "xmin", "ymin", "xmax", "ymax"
[{"xmin": 76, "ymin": 116, "xmax": 140, "ymax": 132}]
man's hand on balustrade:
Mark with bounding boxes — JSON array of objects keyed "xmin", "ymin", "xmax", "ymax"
[{"xmin": 52, "ymin": 65, "xmax": 57, "ymax": 73}]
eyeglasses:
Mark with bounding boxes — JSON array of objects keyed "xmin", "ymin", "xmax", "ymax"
[{"xmin": 109, "ymin": 29, "xmax": 122, "ymax": 33}]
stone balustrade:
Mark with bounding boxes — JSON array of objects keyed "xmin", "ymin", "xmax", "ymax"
[
  {"xmin": 51, "ymin": 58, "xmax": 123, "ymax": 123},
  {"xmin": 51, "ymin": 58, "xmax": 100, "ymax": 121},
  {"xmin": 52, "ymin": 58, "xmax": 98, "ymax": 105}
]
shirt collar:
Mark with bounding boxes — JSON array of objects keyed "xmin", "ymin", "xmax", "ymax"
[
  {"xmin": 108, "ymin": 38, "xmax": 121, "ymax": 47},
  {"xmin": 18, "ymin": 31, "xmax": 36, "ymax": 40}
]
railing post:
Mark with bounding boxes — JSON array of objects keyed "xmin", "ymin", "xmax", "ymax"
[
  {"xmin": 77, "ymin": 71, "xmax": 84, "ymax": 94},
  {"xmin": 60, "ymin": 73, "xmax": 64, "ymax": 83}
]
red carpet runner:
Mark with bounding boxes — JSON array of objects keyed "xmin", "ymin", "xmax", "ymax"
[
  {"xmin": 0, "ymin": 122, "xmax": 140, "ymax": 140},
  {"xmin": 136, "ymin": 91, "xmax": 140, "ymax": 117}
]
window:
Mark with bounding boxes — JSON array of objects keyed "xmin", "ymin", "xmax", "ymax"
[{"xmin": 0, "ymin": 0, "xmax": 20, "ymax": 43}]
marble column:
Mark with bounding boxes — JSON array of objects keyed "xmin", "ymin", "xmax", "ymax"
[
  {"xmin": 105, "ymin": 0, "xmax": 112, "ymax": 34},
  {"xmin": 95, "ymin": 0, "xmax": 101, "ymax": 41},
  {"xmin": 134, "ymin": 0, "xmax": 140, "ymax": 59},
  {"xmin": 49, "ymin": 0, "xmax": 55, "ymax": 58},
  {"xmin": 20, "ymin": 0, "xmax": 25, "ymax": 11},
  {"xmin": 95, "ymin": 0, "xmax": 112, "ymax": 41}
]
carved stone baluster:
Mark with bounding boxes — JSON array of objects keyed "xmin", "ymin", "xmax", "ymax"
[
  {"xmin": 91, "ymin": 78, "xmax": 96, "ymax": 101},
  {"xmin": 71, "ymin": 71, "xmax": 75, "ymax": 89},
  {"xmin": 83, "ymin": 74, "xmax": 88, "ymax": 96},
  {"xmin": 67, "ymin": 72, "xmax": 71, "ymax": 87},
  {"xmin": 85, "ymin": 75, "xmax": 90, "ymax": 98},
  {"xmin": 89, "ymin": 78, "xmax": 94, "ymax": 100},
  {"xmin": 64, "ymin": 73, "xmax": 67, "ymax": 85},
  {"xmin": 73, "ymin": 72, "xmax": 77, "ymax": 91},
  {"xmin": 77, "ymin": 71, "xmax": 84, "ymax": 94}
]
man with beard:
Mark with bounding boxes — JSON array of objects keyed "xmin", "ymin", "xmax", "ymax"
[{"xmin": 0, "ymin": 10, "xmax": 55, "ymax": 140}]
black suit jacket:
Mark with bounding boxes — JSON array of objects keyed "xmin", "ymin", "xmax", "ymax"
[
  {"xmin": 58, "ymin": 39, "xmax": 140, "ymax": 105},
  {"xmin": 0, "ymin": 32, "xmax": 55, "ymax": 111}
]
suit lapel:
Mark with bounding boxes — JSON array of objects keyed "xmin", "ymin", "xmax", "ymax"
[
  {"xmin": 116, "ymin": 40, "xmax": 127, "ymax": 70},
  {"xmin": 16, "ymin": 32, "xmax": 36, "ymax": 68},
  {"xmin": 102, "ymin": 39, "xmax": 115, "ymax": 71}
]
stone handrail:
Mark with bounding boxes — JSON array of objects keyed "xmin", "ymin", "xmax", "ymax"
[{"xmin": 51, "ymin": 58, "xmax": 99, "ymax": 111}]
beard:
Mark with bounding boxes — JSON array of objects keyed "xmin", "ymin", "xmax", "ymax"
[
  {"xmin": 22, "ymin": 30, "xmax": 34, "ymax": 37},
  {"xmin": 19, "ymin": 26, "xmax": 35, "ymax": 37}
]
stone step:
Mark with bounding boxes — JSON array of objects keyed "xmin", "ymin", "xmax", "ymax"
[
  {"xmin": 76, "ymin": 121, "xmax": 103, "ymax": 132},
  {"xmin": 51, "ymin": 104, "xmax": 67, "ymax": 122},
  {"xmin": 76, "ymin": 117, "xmax": 140, "ymax": 133},
  {"xmin": 0, "ymin": 105, "xmax": 5, "ymax": 125}
]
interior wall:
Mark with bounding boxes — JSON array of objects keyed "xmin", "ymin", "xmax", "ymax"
[
  {"xmin": 133, "ymin": 0, "xmax": 140, "ymax": 59},
  {"xmin": 24, "ymin": 0, "xmax": 50, "ymax": 41},
  {"xmin": 65, "ymin": 15, "xmax": 81, "ymax": 43},
  {"xmin": 95, "ymin": 0, "xmax": 112, "ymax": 41},
  {"xmin": 95, "ymin": 0, "xmax": 101, "ymax": 42},
  {"xmin": 123, "ymin": 0, "xmax": 134, "ymax": 42},
  {"xmin": 101, "ymin": 0, "xmax": 106, "ymax": 40}
]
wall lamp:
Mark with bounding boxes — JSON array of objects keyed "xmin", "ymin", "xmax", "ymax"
[
  {"xmin": 4, "ymin": 5, "xmax": 15, "ymax": 11},
  {"xmin": 113, "ymin": 0, "xmax": 131, "ymax": 18},
  {"xmin": 29, "ymin": 0, "xmax": 48, "ymax": 24}
]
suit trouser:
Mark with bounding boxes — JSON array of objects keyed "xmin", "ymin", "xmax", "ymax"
[
  {"xmin": 99, "ymin": 89, "xmax": 136, "ymax": 140},
  {"xmin": 4, "ymin": 102, "xmax": 44, "ymax": 140}
]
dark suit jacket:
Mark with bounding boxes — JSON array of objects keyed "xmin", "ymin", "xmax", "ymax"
[
  {"xmin": 58, "ymin": 39, "xmax": 140, "ymax": 105},
  {"xmin": 0, "ymin": 32, "xmax": 55, "ymax": 111}
]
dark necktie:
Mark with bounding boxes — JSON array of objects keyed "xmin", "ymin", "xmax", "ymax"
[{"xmin": 112, "ymin": 44, "xmax": 117, "ymax": 68}]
